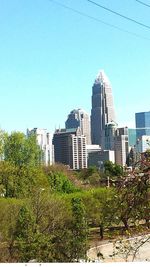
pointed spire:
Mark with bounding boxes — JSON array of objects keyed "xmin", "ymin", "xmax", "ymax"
[{"xmin": 95, "ymin": 70, "xmax": 111, "ymax": 85}]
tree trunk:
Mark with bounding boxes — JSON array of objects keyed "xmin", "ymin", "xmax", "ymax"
[
  {"xmin": 99, "ymin": 224, "xmax": 104, "ymax": 240},
  {"xmin": 122, "ymin": 218, "xmax": 129, "ymax": 230},
  {"xmin": 146, "ymin": 218, "xmax": 150, "ymax": 229}
]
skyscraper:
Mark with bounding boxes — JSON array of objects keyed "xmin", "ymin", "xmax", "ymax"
[
  {"xmin": 53, "ymin": 128, "xmax": 87, "ymax": 170},
  {"xmin": 91, "ymin": 70, "xmax": 116, "ymax": 147},
  {"xmin": 114, "ymin": 127, "xmax": 129, "ymax": 166},
  {"xmin": 135, "ymin": 111, "xmax": 150, "ymax": 139},
  {"xmin": 65, "ymin": 108, "xmax": 91, "ymax": 144},
  {"xmin": 128, "ymin": 128, "xmax": 137, "ymax": 147},
  {"xmin": 104, "ymin": 121, "xmax": 118, "ymax": 150},
  {"xmin": 103, "ymin": 124, "xmax": 129, "ymax": 166}
]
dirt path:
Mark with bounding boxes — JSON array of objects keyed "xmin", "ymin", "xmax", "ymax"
[{"xmin": 87, "ymin": 234, "xmax": 150, "ymax": 262}]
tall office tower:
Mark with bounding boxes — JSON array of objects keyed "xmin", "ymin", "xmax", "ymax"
[
  {"xmin": 91, "ymin": 70, "xmax": 116, "ymax": 147},
  {"xmin": 104, "ymin": 121, "xmax": 118, "ymax": 150},
  {"xmin": 135, "ymin": 111, "xmax": 150, "ymax": 139},
  {"xmin": 53, "ymin": 128, "xmax": 87, "ymax": 170},
  {"xmin": 27, "ymin": 128, "xmax": 54, "ymax": 165},
  {"xmin": 102, "ymin": 124, "xmax": 129, "ymax": 166},
  {"xmin": 65, "ymin": 108, "xmax": 91, "ymax": 144},
  {"xmin": 114, "ymin": 127, "xmax": 129, "ymax": 166},
  {"xmin": 128, "ymin": 128, "xmax": 137, "ymax": 147}
]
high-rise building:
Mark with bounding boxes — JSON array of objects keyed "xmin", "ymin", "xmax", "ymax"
[
  {"xmin": 91, "ymin": 70, "xmax": 116, "ymax": 147},
  {"xmin": 102, "ymin": 124, "xmax": 129, "ymax": 166},
  {"xmin": 135, "ymin": 111, "xmax": 150, "ymax": 139},
  {"xmin": 114, "ymin": 127, "xmax": 129, "ymax": 166},
  {"xmin": 65, "ymin": 108, "xmax": 91, "ymax": 144},
  {"xmin": 104, "ymin": 121, "xmax": 118, "ymax": 150},
  {"xmin": 27, "ymin": 128, "xmax": 54, "ymax": 165},
  {"xmin": 128, "ymin": 128, "xmax": 137, "ymax": 147},
  {"xmin": 53, "ymin": 128, "xmax": 87, "ymax": 170}
]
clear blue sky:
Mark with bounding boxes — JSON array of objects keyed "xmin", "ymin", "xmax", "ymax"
[{"xmin": 0, "ymin": 0, "xmax": 150, "ymax": 133}]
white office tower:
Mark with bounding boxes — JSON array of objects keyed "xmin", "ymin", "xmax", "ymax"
[
  {"xmin": 137, "ymin": 135, "xmax": 150, "ymax": 153},
  {"xmin": 27, "ymin": 128, "xmax": 54, "ymax": 165},
  {"xmin": 65, "ymin": 108, "xmax": 91, "ymax": 144},
  {"xmin": 114, "ymin": 127, "xmax": 129, "ymax": 166},
  {"xmin": 91, "ymin": 70, "xmax": 116, "ymax": 146},
  {"xmin": 71, "ymin": 135, "xmax": 87, "ymax": 170}
]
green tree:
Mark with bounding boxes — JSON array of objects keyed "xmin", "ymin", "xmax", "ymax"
[
  {"xmin": 113, "ymin": 154, "xmax": 150, "ymax": 230},
  {"xmin": 0, "ymin": 129, "xmax": 7, "ymax": 160},
  {"xmin": 44, "ymin": 167, "xmax": 77, "ymax": 194},
  {"xmin": 104, "ymin": 161, "xmax": 123, "ymax": 177},
  {"xmin": 4, "ymin": 131, "xmax": 42, "ymax": 167},
  {"xmin": 30, "ymin": 192, "xmax": 73, "ymax": 262},
  {"xmin": 14, "ymin": 204, "xmax": 36, "ymax": 262},
  {"xmin": 78, "ymin": 166, "xmax": 102, "ymax": 187},
  {"xmin": 13, "ymin": 204, "xmax": 53, "ymax": 262},
  {"xmin": 88, "ymin": 172, "xmax": 101, "ymax": 186},
  {"xmin": 69, "ymin": 197, "xmax": 88, "ymax": 261},
  {"xmin": 78, "ymin": 166, "xmax": 98, "ymax": 181},
  {"xmin": 0, "ymin": 161, "xmax": 17, "ymax": 197},
  {"xmin": 0, "ymin": 198, "xmax": 23, "ymax": 262},
  {"xmin": 81, "ymin": 190, "xmax": 101, "ymax": 229},
  {"xmin": 91, "ymin": 188, "xmax": 117, "ymax": 239},
  {"xmin": 0, "ymin": 161, "xmax": 49, "ymax": 199},
  {"xmin": 15, "ymin": 166, "xmax": 49, "ymax": 199}
]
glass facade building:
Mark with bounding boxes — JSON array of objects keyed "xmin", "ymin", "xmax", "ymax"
[
  {"xmin": 128, "ymin": 128, "xmax": 137, "ymax": 147},
  {"xmin": 135, "ymin": 111, "xmax": 150, "ymax": 139}
]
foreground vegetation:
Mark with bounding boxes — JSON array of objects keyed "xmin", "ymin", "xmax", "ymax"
[{"xmin": 0, "ymin": 130, "xmax": 149, "ymax": 262}]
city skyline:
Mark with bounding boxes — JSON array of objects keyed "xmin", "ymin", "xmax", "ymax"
[{"xmin": 0, "ymin": 1, "xmax": 150, "ymax": 134}]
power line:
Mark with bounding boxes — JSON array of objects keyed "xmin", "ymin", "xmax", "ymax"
[
  {"xmin": 136, "ymin": 0, "xmax": 150, "ymax": 8},
  {"xmin": 86, "ymin": 0, "xmax": 150, "ymax": 30},
  {"xmin": 48, "ymin": 0, "xmax": 150, "ymax": 41}
]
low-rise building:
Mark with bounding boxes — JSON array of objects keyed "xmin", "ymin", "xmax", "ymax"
[{"xmin": 87, "ymin": 144, "xmax": 115, "ymax": 169}]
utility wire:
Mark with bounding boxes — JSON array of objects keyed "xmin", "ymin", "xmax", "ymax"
[
  {"xmin": 87, "ymin": 0, "xmax": 150, "ymax": 30},
  {"xmin": 136, "ymin": 0, "xmax": 150, "ymax": 8},
  {"xmin": 48, "ymin": 0, "xmax": 150, "ymax": 41}
]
